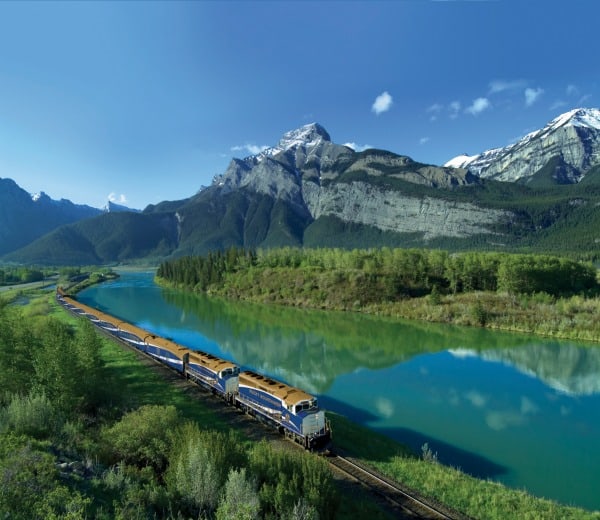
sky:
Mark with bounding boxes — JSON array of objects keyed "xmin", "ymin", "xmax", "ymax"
[{"xmin": 0, "ymin": 0, "xmax": 599, "ymax": 210}]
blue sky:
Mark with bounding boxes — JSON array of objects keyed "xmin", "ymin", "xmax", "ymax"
[{"xmin": 0, "ymin": 0, "xmax": 598, "ymax": 209}]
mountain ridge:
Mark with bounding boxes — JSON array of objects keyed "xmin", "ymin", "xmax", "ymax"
[
  {"xmin": 445, "ymin": 107, "xmax": 600, "ymax": 184},
  {"xmin": 5, "ymin": 108, "xmax": 600, "ymax": 264},
  {"xmin": 0, "ymin": 178, "xmax": 102, "ymax": 257}
]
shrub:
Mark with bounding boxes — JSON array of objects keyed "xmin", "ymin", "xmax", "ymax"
[
  {"xmin": 102, "ymin": 405, "xmax": 179, "ymax": 471},
  {"xmin": 0, "ymin": 392, "xmax": 58, "ymax": 439}
]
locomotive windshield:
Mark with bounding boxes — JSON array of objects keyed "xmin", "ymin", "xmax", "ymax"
[
  {"xmin": 220, "ymin": 367, "xmax": 240, "ymax": 378},
  {"xmin": 294, "ymin": 398, "xmax": 317, "ymax": 413}
]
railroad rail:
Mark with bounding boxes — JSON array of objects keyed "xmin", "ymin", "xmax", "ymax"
[{"xmin": 328, "ymin": 452, "xmax": 472, "ymax": 520}]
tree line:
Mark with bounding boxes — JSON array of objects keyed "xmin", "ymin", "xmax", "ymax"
[
  {"xmin": 157, "ymin": 246, "xmax": 598, "ymax": 298},
  {"xmin": 0, "ymin": 266, "xmax": 45, "ymax": 285}
]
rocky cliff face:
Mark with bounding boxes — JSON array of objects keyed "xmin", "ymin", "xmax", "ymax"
[
  {"xmin": 303, "ymin": 180, "xmax": 507, "ymax": 239},
  {"xmin": 212, "ymin": 123, "xmax": 506, "ymax": 241},
  {"xmin": 446, "ymin": 108, "xmax": 600, "ymax": 184}
]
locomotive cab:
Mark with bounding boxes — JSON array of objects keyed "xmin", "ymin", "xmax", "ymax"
[{"xmin": 218, "ymin": 366, "xmax": 240, "ymax": 395}]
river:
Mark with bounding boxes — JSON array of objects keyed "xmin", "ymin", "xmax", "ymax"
[{"xmin": 78, "ymin": 270, "xmax": 600, "ymax": 511}]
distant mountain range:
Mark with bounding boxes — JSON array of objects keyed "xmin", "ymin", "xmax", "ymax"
[
  {"xmin": 0, "ymin": 179, "xmax": 101, "ymax": 257},
  {"xmin": 4, "ymin": 107, "xmax": 600, "ymax": 265}
]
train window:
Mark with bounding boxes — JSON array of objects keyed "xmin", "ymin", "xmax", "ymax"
[
  {"xmin": 294, "ymin": 399, "xmax": 318, "ymax": 413},
  {"xmin": 220, "ymin": 367, "xmax": 240, "ymax": 378}
]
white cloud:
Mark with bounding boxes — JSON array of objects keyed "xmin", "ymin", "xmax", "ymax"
[
  {"xmin": 343, "ymin": 142, "xmax": 373, "ymax": 152},
  {"xmin": 525, "ymin": 87, "xmax": 544, "ymax": 107},
  {"xmin": 489, "ymin": 79, "xmax": 527, "ymax": 94},
  {"xmin": 231, "ymin": 144, "xmax": 269, "ymax": 156},
  {"xmin": 578, "ymin": 93, "xmax": 592, "ymax": 106},
  {"xmin": 372, "ymin": 91, "xmax": 393, "ymax": 115},
  {"xmin": 466, "ymin": 97, "xmax": 491, "ymax": 116},
  {"xmin": 108, "ymin": 192, "xmax": 127, "ymax": 204},
  {"xmin": 426, "ymin": 103, "xmax": 443, "ymax": 121},
  {"xmin": 448, "ymin": 101, "xmax": 461, "ymax": 119},
  {"xmin": 521, "ymin": 396, "xmax": 539, "ymax": 415},
  {"xmin": 486, "ymin": 410, "xmax": 524, "ymax": 431},
  {"xmin": 566, "ymin": 84, "xmax": 579, "ymax": 97},
  {"xmin": 550, "ymin": 100, "xmax": 568, "ymax": 111},
  {"xmin": 419, "ymin": 137, "xmax": 430, "ymax": 145},
  {"xmin": 426, "ymin": 101, "xmax": 461, "ymax": 121},
  {"xmin": 374, "ymin": 397, "xmax": 394, "ymax": 418}
]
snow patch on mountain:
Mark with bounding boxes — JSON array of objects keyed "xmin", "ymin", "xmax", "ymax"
[
  {"xmin": 444, "ymin": 108, "xmax": 600, "ymax": 182},
  {"xmin": 254, "ymin": 123, "xmax": 331, "ymax": 162}
]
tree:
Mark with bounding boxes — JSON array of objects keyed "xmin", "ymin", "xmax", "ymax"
[
  {"xmin": 33, "ymin": 319, "xmax": 81, "ymax": 412},
  {"xmin": 0, "ymin": 440, "xmax": 89, "ymax": 519},
  {"xmin": 166, "ymin": 423, "xmax": 247, "ymax": 518},
  {"xmin": 216, "ymin": 467, "xmax": 260, "ymax": 520}
]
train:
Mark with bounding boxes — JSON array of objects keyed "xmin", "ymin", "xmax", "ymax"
[{"xmin": 56, "ymin": 288, "xmax": 331, "ymax": 450}]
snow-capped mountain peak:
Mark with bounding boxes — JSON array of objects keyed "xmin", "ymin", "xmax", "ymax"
[
  {"xmin": 277, "ymin": 123, "xmax": 331, "ymax": 150},
  {"xmin": 31, "ymin": 191, "xmax": 48, "ymax": 202},
  {"xmin": 255, "ymin": 122, "xmax": 331, "ymax": 161},
  {"xmin": 444, "ymin": 154, "xmax": 478, "ymax": 169},
  {"xmin": 445, "ymin": 107, "xmax": 600, "ymax": 183},
  {"xmin": 547, "ymin": 107, "xmax": 600, "ymax": 132}
]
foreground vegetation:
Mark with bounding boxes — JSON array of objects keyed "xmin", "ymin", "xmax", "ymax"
[
  {"xmin": 0, "ymin": 291, "xmax": 339, "ymax": 519},
  {"xmin": 157, "ymin": 246, "xmax": 600, "ymax": 342}
]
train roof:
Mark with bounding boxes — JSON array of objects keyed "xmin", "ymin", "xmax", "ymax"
[
  {"xmin": 144, "ymin": 334, "xmax": 190, "ymax": 359},
  {"xmin": 62, "ymin": 296, "xmax": 121, "ymax": 327},
  {"xmin": 187, "ymin": 349, "xmax": 238, "ymax": 373},
  {"xmin": 239, "ymin": 370, "xmax": 314, "ymax": 406},
  {"xmin": 62, "ymin": 294, "xmax": 190, "ymax": 360}
]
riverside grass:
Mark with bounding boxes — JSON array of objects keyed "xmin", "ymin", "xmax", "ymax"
[
  {"xmin": 330, "ymin": 413, "xmax": 600, "ymax": 520},
  {"xmin": 45, "ymin": 286, "xmax": 600, "ymax": 519},
  {"xmin": 201, "ymin": 265, "xmax": 600, "ymax": 344}
]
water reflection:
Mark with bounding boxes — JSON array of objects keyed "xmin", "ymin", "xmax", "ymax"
[
  {"xmin": 79, "ymin": 273, "xmax": 600, "ymax": 509},
  {"xmin": 162, "ymin": 290, "xmax": 546, "ymax": 389},
  {"xmin": 457, "ymin": 344, "xmax": 600, "ymax": 396}
]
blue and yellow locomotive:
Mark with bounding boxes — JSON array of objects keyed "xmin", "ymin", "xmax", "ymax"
[{"xmin": 56, "ymin": 288, "xmax": 331, "ymax": 450}]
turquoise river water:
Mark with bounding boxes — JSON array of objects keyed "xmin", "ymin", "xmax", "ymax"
[{"xmin": 79, "ymin": 271, "xmax": 600, "ymax": 511}]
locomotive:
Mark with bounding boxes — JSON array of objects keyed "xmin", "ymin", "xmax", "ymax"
[{"xmin": 56, "ymin": 288, "xmax": 331, "ymax": 450}]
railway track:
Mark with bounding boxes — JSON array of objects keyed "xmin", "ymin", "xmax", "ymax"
[{"xmin": 328, "ymin": 452, "xmax": 472, "ymax": 520}]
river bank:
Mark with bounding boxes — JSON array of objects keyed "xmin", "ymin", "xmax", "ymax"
[{"xmin": 161, "ymin": 271, "xmax": 600, "ymax": 345}]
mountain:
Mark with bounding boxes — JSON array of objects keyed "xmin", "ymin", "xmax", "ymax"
[
  {"xmin": 103, "ymin": 200, "xmax": 141, "ymax": 213},
  {"xmin": 3, "ymin": 211, "xmax": 178, "ymax": 265},
  {"xmin": 7, "ymin": 112, "xmax": 600, "ymax": 265},
  {"xmin": 445, "ymin": 108, "xmax": 600, "ymax": 186},
  {"xmin": 166, "ymin": 122, "xmax": 514, "ymax": 257},
  {"xmin": 0, "ymin": 178, "xmax": 101, "ymax": 256}
]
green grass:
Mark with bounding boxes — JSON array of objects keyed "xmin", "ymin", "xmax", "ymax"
[{"xmin": 328, "ymin": 414, "xmax": 600, "ymax": 520}]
